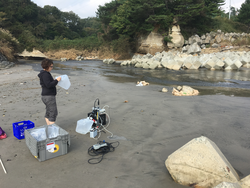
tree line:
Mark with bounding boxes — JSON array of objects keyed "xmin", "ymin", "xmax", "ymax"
[
  {"xmin": 0, "ymin": 0, "xmax": 101, "ymax": 51},
  {"xmin": 0, "ymin": 0, "xmax": 249, "ymax": 56}
]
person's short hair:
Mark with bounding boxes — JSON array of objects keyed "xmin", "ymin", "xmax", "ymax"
[{"xmin": 41, "ymin": 58, "xmax": 53, "ymax": 70}]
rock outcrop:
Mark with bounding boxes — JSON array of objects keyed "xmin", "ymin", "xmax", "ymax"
[
  {"xmin": 0, "ymin": 53, "xmax": 15, "ymax": 69},
  {"xmin": 165, "ymin": 136, "xmax": 240, "ymax": 188},
  {"xmin": 167, "ymin": 25, "xmax": 185, "ymax": 49},
  {"xmin": 137, "ymin": 32, "xmax": 164, "ymax": 55}
]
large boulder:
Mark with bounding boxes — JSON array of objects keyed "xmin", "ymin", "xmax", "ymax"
[
  {"xmin": 240, "ymin": 175, "xmax": 250, "ymax": 188},
  {"xmin": 0, "ymin": 52, "xmax": 15, "ymax": 69},
  {"xmin": 0, "ymin": 61, "xmax": 15, "ymax": 69},
  {"xmin": 188, "ymin": 34, "xmax": 202, "ymax": 45},
  {"xmin": 165, "ymin": 136, "xmax": 240, "ymax": 188},
  {"xmin": 204, "ymin": 34, "xmax": 212, "ymax": 44},
  {"xmin": 187, "ymin": 42, "xmax": 201, "ymax": 54},
  {"xmin": 167, "ymin": 25, "xmax": 185, "ymax": 48},
  {"xmin": 0, "ymin": 53, "xmax": 8, "ymax": 61},
  {"xmin": 172, "ymin": 85, "xmax": 199, "ymax": 96}
]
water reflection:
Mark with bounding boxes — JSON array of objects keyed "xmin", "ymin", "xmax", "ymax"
[{"xmin": 24, "ymin": 59, "xmax": 250, "ymax": 97}]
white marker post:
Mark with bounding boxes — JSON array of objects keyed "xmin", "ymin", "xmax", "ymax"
[
  {"xmin": 0, "ymin": 156, "xmax": 7, "ymax": 174},
  {"xmin": 229, "ymin": 0, "xmax": 231, "ymax": 19}
]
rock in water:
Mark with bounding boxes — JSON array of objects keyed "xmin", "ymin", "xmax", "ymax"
[
  {"xmin": 162, "ymin": 88, "xmax": 168, "ymax": 92},
  {"xmin": 165, "ymin": 136, "xmax": 239, "ymax": 188}
]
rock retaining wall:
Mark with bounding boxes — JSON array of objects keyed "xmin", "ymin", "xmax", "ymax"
[
  {"xmin": 104, "ymin": 50, "xmax": 250, "ymax": 71},
  {"xmin": 184, "ymin": 30, "xmax": 250, "ymax": 54}
]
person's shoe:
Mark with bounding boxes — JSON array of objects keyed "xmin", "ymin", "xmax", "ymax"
[{"xmin": 0, "ymin": 133, "xmax": 7, "ymax": 139}]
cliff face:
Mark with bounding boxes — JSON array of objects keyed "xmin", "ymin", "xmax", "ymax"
[
  {"xmin": 137, "ymin": 32, "xmax": 165, "ymax": 54},
  {"xmin": 136, "ymin": 24, "xmax": 185, "ymax": 54}
]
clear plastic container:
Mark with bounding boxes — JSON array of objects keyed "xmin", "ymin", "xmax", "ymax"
[
  {"xmin": 47, "ymin": 124, "xmax": 59, "ymax": 138},
  {"xmin": 30, "ymin": 127, "xmax": 47, "ymax": 141},
  {"xmin": 76, "ymin": 118, "xmax": 93, "ymax": 134},
  {"xmin": 56, "ymin": 75, "xmax": 71, "ymax": 90}
]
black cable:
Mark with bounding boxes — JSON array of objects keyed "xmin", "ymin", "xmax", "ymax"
[
  {"xmin": 94, "ymin": 98, "xmax": 99, "ymax": 108},
  {"xmin": 88, "ymin": 141, "xmax": 119, "ymax": 164}
]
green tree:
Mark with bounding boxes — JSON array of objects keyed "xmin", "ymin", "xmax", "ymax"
[
  {"xmin": 61, "ymin": 11, "xmax": 83, "ymax": 37},
  {"xmin": 97, "ymin": 0, "xmax": 225, "ymax": 40},
  {"xmin": 0, "ymin": 11, "xmax": 6, "ymax": 26},
  {"xmin": 108, "ymin": 0, "xmax": 173, "ymax": 37},
  {"xmin": 237, "ymin": 0, "xmax": 250, "ymax": 31},
  {"xmin": 43, "ymin": 5, "xmax": 62, "ymax": 20},
  {"xmin": 169, "ymin": 0, "xmax": 225, "ymax": 36},
  {"xmin": 96, "ymin": 0, "xmax": 124, "ymax": 26}
]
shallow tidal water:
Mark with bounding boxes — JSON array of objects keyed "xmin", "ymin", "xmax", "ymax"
[{"xmin": 24, "ymin": 59, "xmax": 250, "ymax": 97}]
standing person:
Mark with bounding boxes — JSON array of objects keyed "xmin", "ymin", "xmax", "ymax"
[{"xmin": 38, "ymin": 59, "xmax": 61, "ymax": 125}]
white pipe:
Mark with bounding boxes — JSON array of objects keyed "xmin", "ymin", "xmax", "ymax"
[{"xmin": 0, "ymin": 157, "xmax": 7, "ymax": 174}]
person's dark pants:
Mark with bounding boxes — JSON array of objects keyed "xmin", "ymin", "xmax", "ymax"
[{"xmin": 41, "ymin": 95, "xmax": 58, "ymax": 122}]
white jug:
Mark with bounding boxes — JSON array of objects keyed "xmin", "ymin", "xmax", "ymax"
[
  {"xmin": 76, "ymin": 118, "xmax": 93, "ymax": 134},
  {"xmin": 56, "ymin": 75, "xmax": 71, "ymax": 90}
]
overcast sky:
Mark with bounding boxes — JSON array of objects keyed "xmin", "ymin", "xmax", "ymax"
[{"xmin": 31, "ymin": 0, "xmax": 245, "ymax": 19}]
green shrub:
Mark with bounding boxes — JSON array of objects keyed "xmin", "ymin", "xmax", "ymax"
[
  {"xmin": 0, "ymin": 28, "xmax": 21, "ymax": 52},
  {"xmin": 213, "ymin": 17, "xmax": 249, "ymax": 33},
  {"xmin": 164, "ymin": 36, "xmax": 173, "ymax": 44},
  {"xmin": 232, "ymin": 37, "xmax": 250, "ymax": 46},
  {"xmin": 111, "ymin": 35, "xmax": 130, "ymax": 54},
  {"xmin": 38, "ymin": 36, "xmax": 102, "ymax": 52}
]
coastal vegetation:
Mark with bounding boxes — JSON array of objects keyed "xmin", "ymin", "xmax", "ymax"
[{"xmin": 0, "ymin": 0, "xmax": 250, "ymax": 60}]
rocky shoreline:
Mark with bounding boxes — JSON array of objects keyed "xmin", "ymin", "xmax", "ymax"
[
  {"xmin": 1, "ymin": 30, "xmax": 250, "ymax": 70},
  {"xmin": 104, "ymin": 49, "xmax": 250, "ymax": 71}
]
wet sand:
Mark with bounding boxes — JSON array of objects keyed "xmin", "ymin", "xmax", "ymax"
[{"xmin": 0, "ymin": 62, "xmax": 250, "ymax": 188}]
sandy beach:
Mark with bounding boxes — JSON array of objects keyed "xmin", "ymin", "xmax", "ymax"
[{"xmin": 0, "ymin": 61, "xmax": 250, "ymax": 188}]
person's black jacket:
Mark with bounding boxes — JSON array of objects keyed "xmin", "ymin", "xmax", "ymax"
[{"xmin": 38, "ymin": 70, "xmax": 58, "ymax": 96}]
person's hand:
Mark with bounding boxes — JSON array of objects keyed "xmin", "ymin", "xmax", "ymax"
[{"xmin": 56, "ymin": 77, "xmax": 61, "ymax": 82}]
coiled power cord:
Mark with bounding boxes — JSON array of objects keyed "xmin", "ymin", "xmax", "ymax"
[{"xmin": 88, "ymin": 140, "xmax": 119, "ymax": 164}]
